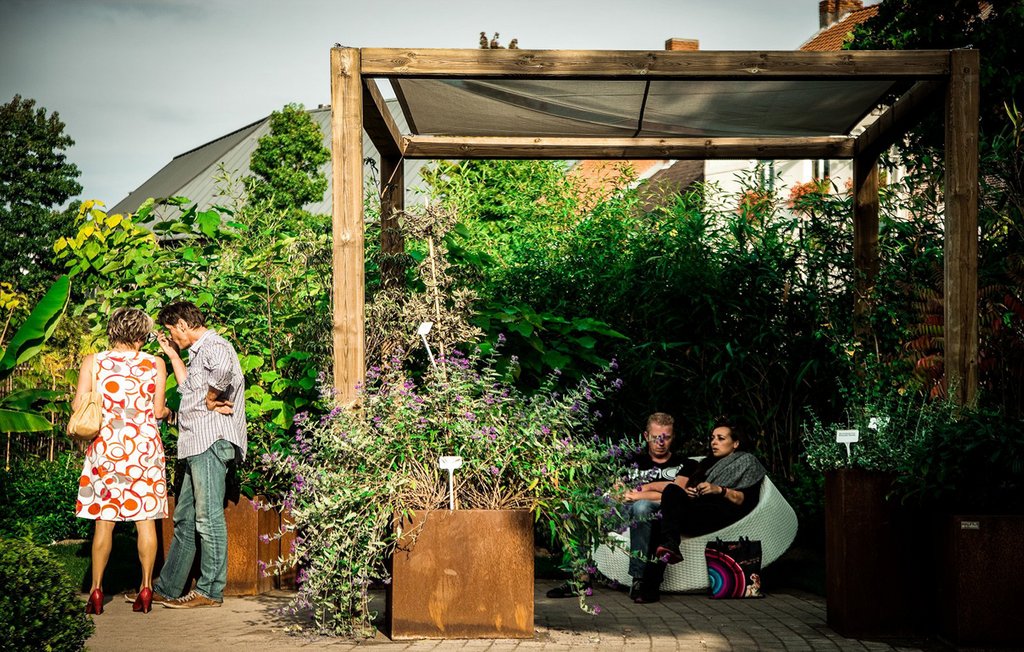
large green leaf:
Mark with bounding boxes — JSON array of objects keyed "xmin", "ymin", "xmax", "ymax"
[
  {"xmin": 0, "ymin": 388, "xmax": 63, "ymax": 411},
  {"xmin": 0, "ymin": 275, "xmax": 71, "ymax": 377},
  {"xmin": 0, "ymin": 408, "xmax": 52, "ymax": 433}
]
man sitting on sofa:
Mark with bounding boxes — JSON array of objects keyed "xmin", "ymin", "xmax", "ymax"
[
  {"xmin": 620, "ymin": 412, "xmax": 695, "ymax": 599},
  {"xmin": 546, "ymin": 412, "xmax": 694, "ymax": 599}
]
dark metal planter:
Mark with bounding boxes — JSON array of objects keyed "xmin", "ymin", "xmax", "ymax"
[
  {"xmin": 938, "ymin": 514, "xmax": 1024, "ymax": 648},
  {"xmin": 825, "ymin": 469, "xmax": 919, "ymax": 639}
]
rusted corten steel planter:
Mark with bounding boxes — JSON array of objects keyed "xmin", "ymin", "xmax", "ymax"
[
  {"xmin": 939, "ymin": 514, "xmax": 1024, "ymax": 648},
  {"xmin": 158, "ymin": 495, "xmax": 293, "ymax": 596},
  {"xmin": 825, "ymin": 469, "xmax": 920, "ymax": 638},
  {"xmin": 388, "ymin": 509, "xmax": 534, "ymax": 640}
]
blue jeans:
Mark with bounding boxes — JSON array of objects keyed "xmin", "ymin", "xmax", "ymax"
[
  {"xmin": 627, "ymin": 499, "xmax": 660, "ymax": 579},
  {"xmin": 155, "ymin": 439, "xmax": 235, "ymax": 601}
]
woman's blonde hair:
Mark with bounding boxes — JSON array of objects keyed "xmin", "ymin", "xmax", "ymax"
[{"xmin": 107, "ymin": 307, "xmax": 153, "ymax": 346}]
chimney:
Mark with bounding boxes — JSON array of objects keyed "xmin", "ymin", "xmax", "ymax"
[
  {"xmin": 665, "ymin": 38, "xmax": 700, "ymax": 51},
  {"xmin": 819, "ymin": 0, "xmax": 863, "ymax": 29}
]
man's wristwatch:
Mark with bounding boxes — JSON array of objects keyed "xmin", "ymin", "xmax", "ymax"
[{"xmin": 720, "ymin": 486, "xmax": 728, "ymax": 497}]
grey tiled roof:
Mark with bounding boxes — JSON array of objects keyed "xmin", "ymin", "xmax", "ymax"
[{"xmin": 110, "ymin": 102, "xmax": 429, "ymax": 221}]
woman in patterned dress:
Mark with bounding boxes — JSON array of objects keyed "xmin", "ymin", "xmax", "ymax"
[{"xmin": 73, "ymin": 308, "xmax": 170, "ymax": 614}]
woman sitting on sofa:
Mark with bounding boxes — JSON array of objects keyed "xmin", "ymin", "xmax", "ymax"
[{"xmin": 634, "ymin": 416, "xmax": 766, "ymax": 603}]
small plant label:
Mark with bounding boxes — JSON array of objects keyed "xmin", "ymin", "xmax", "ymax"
[
  {"xmin": 438, "ymin": 455, "xmax": 463, "ymax": 510},
  {"xmin": 836, "ymin": 429, "xmax": 859, "ymax": 460},
  {"xmin": 418, "ymin": 321, "xmax": 437, "ymax": 367}
]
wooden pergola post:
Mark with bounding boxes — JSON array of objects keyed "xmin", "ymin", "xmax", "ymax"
[
  {"xmin": 362, "ymin": 74, "xmax": 407, "ymax": 289},
  {"xmin": 944, "ymin": 49, "xmax": 980, "ymax": 405},
  {"xmin": 852, "ymin": 154, "xmax": 880, "ymax": 347},
  {"xmin": 379, "ymin": 156, "xmax": 405, "ymax": 288},
  {"xmin": 330, "ymin": 47, "xmax": 365, "ymax": 404}
]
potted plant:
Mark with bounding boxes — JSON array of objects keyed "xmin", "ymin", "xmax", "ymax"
[
  {"xmin": 260, "ymin": 345, "xmax": 630, "ymax": 639},
  {"xmin": 802, "ymin": 372, "xmax": 952, "ymax": 639},
  {"xmin": 896, "ymin": 406, "xmax": 1024, "ymax": 648}
]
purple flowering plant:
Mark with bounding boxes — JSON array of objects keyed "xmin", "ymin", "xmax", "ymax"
[{"xmin": 259, "ymin": 345, "xmax": 634, "ymax": 636}]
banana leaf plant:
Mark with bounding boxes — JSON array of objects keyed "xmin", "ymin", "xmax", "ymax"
[{"xmin": 0, "ymin": 275, "xmax": 71, "ymax": 433}]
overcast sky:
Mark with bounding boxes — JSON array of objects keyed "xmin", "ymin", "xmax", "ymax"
[{"xmin": 1, "ymin": 0, "xmax": 827, "ymax": 207}]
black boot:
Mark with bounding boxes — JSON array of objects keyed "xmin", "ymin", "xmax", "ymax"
[{"xmin": 633, "ymin": 560, "xmax": 665, "ymax": 604}]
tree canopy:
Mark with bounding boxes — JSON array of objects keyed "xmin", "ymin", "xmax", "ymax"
[
  {"xmin": 0, "ymin": 95, "xmax": 82, "ymax": 294},
  {"xmin": 851, "ymin": 0, "xmax": 1024, "ymax": 150},
  {"xmin": 245, "ymin": 103, "xmax": 329, "ymax": 218}
]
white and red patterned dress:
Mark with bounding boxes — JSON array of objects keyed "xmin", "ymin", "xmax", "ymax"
[{"xmin": 75, "ymin": 350, "xmax": 169, "ymax": 521}]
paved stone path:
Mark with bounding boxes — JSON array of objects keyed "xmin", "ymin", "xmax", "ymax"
[{"xmin": 87, "ymin": 581, "xmax": 929, "ymax": 651}]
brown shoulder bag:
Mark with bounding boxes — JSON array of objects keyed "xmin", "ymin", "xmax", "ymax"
[{"xmin": 67, "ymin": 354, "xmax": 102, "ymax": 441}]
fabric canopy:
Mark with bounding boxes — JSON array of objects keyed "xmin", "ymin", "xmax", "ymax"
[{"xmin": 391, "ymin": 78, "xmax": 899, "ymax": 138}]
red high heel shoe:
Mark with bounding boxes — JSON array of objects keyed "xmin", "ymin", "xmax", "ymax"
[
  {"xmin": 85, "ymin": 588, "xmax": 104, "ymax": 615},
  {"xmin": 132, "ymin": 587, "xmax": 153, "ymax": 613}
]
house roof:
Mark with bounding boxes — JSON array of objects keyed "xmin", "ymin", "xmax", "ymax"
[
  {"xmin": 110, "ymin": 101, "xmax": 429, "ymax": 219},
  {"xmin": 801, "ymin": 4, "xmax": 880, "ymax": 52}
]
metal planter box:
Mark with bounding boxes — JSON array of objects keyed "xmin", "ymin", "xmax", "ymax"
[
  {"xmin": 825, "ymin": 469, "xmax": 920, "ymax": 638},
  {"xmin": 939, "ymin": 514, "xmax": 1024, "ymax": 648},
  {"xmin": 388, "ymin": 509, "xmax": 534, "ymax": 639},
  {"xmin": 158, "ymin": 495, "xmax": 293, "ymax": 596}
]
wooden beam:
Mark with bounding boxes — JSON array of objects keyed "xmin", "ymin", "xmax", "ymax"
[
  {"xmin": 362, "ymin": 78, "xmax": 404, "ymax": 159},
  {"xmin": 361, "ymin": 48, "xmax": 951, "ymax": 80},
  {"xmin": 944, "ymin": 49, "xmax": 980, "ymax": 405},
  {"xmin": 402, "ymin": 135, "xmax": 856, "ymax": 160},
  {"xmin": 852, "ymin": 154, "xmax": 880, "ymax": 344},
  {"xmin": 855, "ymin": 80, "xmax": 945, "ymax": 160},
  {"xmin": 331, "ymin": 47, "xmax": 365, "ymax": 405},
  {"xmin": 379, "ymin": 155, "xmax": 405, "ymax": 289}
]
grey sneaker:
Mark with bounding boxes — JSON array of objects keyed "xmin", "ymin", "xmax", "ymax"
[{"xmin": 163, "ymin": 589, "xmax": 222, "ymax": 609}]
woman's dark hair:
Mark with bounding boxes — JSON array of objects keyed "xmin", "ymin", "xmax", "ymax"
[
  {"xmin": 158, "ymin": 301, "xmax": 206, "ymax": 329},
  {"xmin": 711, "ymin": 415, "xmax": 743, "ymax": 447}
]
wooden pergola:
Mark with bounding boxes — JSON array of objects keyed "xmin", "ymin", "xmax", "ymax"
[{"xmin": 329, "ymin": 47, "xmax": 979, "ymax": 405}]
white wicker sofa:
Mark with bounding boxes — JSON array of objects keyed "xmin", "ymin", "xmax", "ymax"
[{"xmin": 593, "ymin": 474, "xmax": 798, "ymax": 592}]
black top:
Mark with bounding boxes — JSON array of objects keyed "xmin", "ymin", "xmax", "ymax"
[{"xmin": 631, "ymin": 452, "xmax": 697, "ymax": 484}]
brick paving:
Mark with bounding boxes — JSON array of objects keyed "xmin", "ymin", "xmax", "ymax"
[{"xmin": 87, "ymin": 581, "xmax": 930, "ymax": 651}]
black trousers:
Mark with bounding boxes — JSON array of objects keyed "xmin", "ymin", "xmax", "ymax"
[{"xmin": 658, "ymin": 483, "xmax": 746, "ymax": 545}]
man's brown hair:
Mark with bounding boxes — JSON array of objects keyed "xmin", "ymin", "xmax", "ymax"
[
  {"xmin": 646, "ymin": 412, "xmax": 674, "ymax": 430},
  {"xmin": 158, "ymin": 301, "xmax": 206, "ymax": 329}
]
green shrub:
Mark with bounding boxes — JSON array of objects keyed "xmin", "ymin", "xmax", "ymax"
[
  {"xmin": 261, "ymin": 347, "xmax": 632, "ymax": 636},
  {"xmin": 0, "ymin": 451, "xmax": 91, "ymax": 544},
  {"xmin": 900, "ymin": 406, "xmax": 1024, "ymax": 512},
  {"xmin": 0, "ymin": 537, "xmax": 94, "ymax": 651}
]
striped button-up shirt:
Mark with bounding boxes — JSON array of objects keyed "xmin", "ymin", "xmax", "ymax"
[{"xmin": 176, "ymin": 330, "xmax": 247, "ymax": 460}]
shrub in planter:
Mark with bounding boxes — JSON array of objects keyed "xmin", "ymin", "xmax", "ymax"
[
  {"xmin": 898, "ymin": 405, "xmax": 1024, "ymax": 512},
  {"xmin": 803, "ymin": 377, "xmax": 955, "ymax": 474},
  {"xmin": 261, "ymin": 347, "xmax": 632, "ymax": 637},
  {"xmin": 802, "ymin": 376, "xmax": 957, "ymax": 637},
  {"xmin": 0, "ymin": 536, "xmax": 94, "ymax": 651}
]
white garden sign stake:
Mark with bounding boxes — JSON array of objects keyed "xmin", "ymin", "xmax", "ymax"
[
  {"xmin": 418, "ymin": 321, "xmax": 436, "ymax": 368},
  {"xmin": 438, "ymin": 455, "xmax": 463, "ymax": 510},
  {"xmin": 836, "ymin": 429, "xmax": 859, "ymax": 461}
]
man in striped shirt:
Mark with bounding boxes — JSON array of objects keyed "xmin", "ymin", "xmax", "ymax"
[{"xmin": 151, "ymin": 301, "xmax": 247, "ymax": 609}]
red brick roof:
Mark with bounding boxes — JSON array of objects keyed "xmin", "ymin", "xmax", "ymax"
[{"xmin": 801, "ymin": 4, "xmax": 879, "ymax": 51}]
